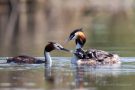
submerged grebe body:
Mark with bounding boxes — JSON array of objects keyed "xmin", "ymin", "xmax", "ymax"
[
  {"xmin": 68, "ymin": 28, "xmax": 121, "ymax": 66},
  {"xmin": 7, "ymin": 42, "xmax": 69, "ymax": 66}
]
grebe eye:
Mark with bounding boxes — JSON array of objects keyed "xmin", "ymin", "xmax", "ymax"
[
  {"xmin": 54, "ymin": 43, "xmax": 63, "ymax": 50},
  {"xmin": 57, "ymin": 46, "xmax": 61, "ymax": 48}
]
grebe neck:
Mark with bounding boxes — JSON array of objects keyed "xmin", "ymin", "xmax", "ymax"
[
  {"xmin": 76, "ymin": 43, "xmax": 82, "ymax": 49},
  {"xmin": 44, "ymin": 52, "xmax": 52, "ymax": 67},
  {"xmin": 71, "ymin": 43, "xmax": 81, "ymax": 64}
]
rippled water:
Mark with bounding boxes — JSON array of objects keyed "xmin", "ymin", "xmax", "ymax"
[{"xmin": 0, "ymin": 57, "xmax": 135, "ymax": 90}]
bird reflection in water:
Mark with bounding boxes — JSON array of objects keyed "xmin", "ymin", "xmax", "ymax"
[
  {"xmin": 72, "ymin": 65, "xmax": 86, "ymax": 89},
  {"xmin": 72, "ymin": 63, "xmax": 123, "ymax": 90},
  {"xmin": 44, "ymin": 67, "xmax": 54, "ymax": 83}
]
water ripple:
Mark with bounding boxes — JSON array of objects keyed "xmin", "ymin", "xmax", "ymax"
[{"xmin": 0, "ymin": 57, "xmax": 135, "ymax": 73}]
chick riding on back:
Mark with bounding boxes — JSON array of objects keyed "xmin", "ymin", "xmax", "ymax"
[{"xmin": 67, "ymin": 28, "xmax": 121, "ymax": 66}]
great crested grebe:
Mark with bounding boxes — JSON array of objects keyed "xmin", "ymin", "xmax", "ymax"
[
  {"xmin": 67, "ymin": 28, "xmax": 121, "ymax": 65},
  {"xmin": 7, "ymin": 42, "xmax": 70, "ymax": 66}
]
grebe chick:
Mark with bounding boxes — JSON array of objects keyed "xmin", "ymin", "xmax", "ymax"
[
  {"xmin": 67, "ymin": 28, "xmax": 121, "ymax": 65},
  {"xmin": 7, "ymin": 42, "xmax": 70, "ymax": 66}
]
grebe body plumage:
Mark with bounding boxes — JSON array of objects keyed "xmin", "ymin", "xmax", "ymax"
[
  {"xmin": 74, "ymin": 48, "xmax": 120, "ymax": 66},
  {"xmin": 7, "ymin": 55, "xmax": 44, "ymax": 64}
]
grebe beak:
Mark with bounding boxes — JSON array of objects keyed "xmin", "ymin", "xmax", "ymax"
[{"xmin": 60, "ymin": 48, "xmax": 71, "ymax": 52}]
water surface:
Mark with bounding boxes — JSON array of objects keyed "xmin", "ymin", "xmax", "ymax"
[{"xmin": 0, "ymin": 57, "xmax": 135, "ymax": 90}]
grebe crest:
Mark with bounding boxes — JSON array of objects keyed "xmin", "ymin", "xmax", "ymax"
[{"xmin": 68, "ymin": 28, "xmax": 86, "ymax": 48}]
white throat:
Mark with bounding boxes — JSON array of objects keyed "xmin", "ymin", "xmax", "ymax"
[
  {"xmin": 45, "ymin": 52, "xmax": 52, "ymax": 67},
  {"xmin": 76, "ymin": 43, "xmax": 82, "ymax": 49}
]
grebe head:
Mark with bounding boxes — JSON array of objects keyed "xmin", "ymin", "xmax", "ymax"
[
  {"xmin": 44, "ymin": 42, "xmax": 70, "ymax": 67},
  {"xmin": 45, "ymin": 42, "xmax": 70, "ymax": 52},
  {"xmin": 68, "ymin": 28, "xmax": 86, "ymax": 48}
]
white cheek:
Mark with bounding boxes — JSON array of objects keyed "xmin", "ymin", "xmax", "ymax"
[
  {"xmin": 54, "ymin": 45, "xmax": 59, "ymax": 50},
  {"xmin": 54, "ymin": 45, "xmax": 61, "ymax": 50},
  {"xmin": 72, "ymin": 35, "xmax": 77, "ymax": 40}
]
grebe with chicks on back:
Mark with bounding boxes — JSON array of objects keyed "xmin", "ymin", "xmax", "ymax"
[
  {"xmin": 67, "ymin": 28, "xmax": 121, "ymax": 66},
  {"xmin": 7, "ymin": 42, "xmax": 70, "ymax": 67}
]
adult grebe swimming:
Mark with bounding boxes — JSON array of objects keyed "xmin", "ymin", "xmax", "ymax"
[
  {"xmin": 67, "ymin": 28, "xmax": 121, "ymax": 65},
  {"xmin": 7, "ymin": 42, "xmax": 70, "ymax": 66}
]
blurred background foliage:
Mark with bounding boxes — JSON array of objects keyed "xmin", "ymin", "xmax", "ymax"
[{"xmin": 0, "ymin": 0, "xmax": 135, "ymax": 57}]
